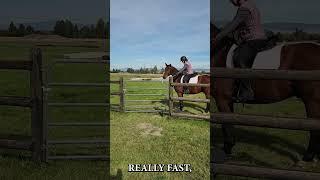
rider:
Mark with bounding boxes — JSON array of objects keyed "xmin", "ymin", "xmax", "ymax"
[
  {"xmin": 214, "ymin": 0, "xmax": 268, "ymax": 102},
  {"xmin": 175, "ymin": 56, "xmax": 194, "ymax": 94}
]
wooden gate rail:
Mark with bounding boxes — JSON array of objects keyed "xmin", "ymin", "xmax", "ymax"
[
  {"xmin": 0, "ymin": 48, "xmax": 44, "ymax": 161},
  {"xmin": 43, "ymin": 58, "xmax": 109, "ymax": 161},
  {"xmin": 168, "ymin": 76, "xmax": 210, "ymax": 117}
]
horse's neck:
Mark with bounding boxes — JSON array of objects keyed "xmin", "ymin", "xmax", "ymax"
[
  {"xmin": 213, "ymin": 43, "xmax": 233, "ymax": 67},
  {"xmin": 171, "ymin": 68, "xmax": 182, "ymax": 82}
]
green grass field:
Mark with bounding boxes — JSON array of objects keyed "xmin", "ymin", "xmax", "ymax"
[
  {"xmin": 1, "ymin": 38, "xmax": 320, "ymax": 180},
  {"xmin": 0, "ymin": 39, "xmax": 109, "ymax": 180},
  {"xmin": 110, "ymin": 73, "xmax": 210, "ymax": 179},
  {"xmin": 110, "ymin": 73, "xmax": 320, "ymax": 179}
]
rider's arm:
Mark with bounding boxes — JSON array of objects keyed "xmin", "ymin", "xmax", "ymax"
[
  {"xmin": 215, "ymin": 7, "xmax": 250, "ymax": 43},
  {"xmin": 176, "ymin": 64, "xmax": 187, "ymax": 75}
]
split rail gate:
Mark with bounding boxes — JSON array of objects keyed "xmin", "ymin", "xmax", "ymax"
[
  {"xmin": 110, "ymin": 76, "xmax": 210, "ymax": 116},
  {"xmin": 43, "ymin": 54, "xmax": 109, "ymax": 161},
  {"xmin": 210, "ymin": 68, "xmax": 320, "ymax": 180},
  {"xmin": 0, "ymin": 48, "xmax": 44, "ymax": 161},
  {"xmin": 111, "ymin": 77, "xmax": 168, "ymax": 113}
]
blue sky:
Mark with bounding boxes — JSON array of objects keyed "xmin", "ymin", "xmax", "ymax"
[{"xmin": 111, "ymin": 0, "xmax": 210, "ymax": 70}]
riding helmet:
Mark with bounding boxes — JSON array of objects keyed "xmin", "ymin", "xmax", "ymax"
[{"xmin": 180, "ymin": 56, "xmax": 188, "ymax": 62}]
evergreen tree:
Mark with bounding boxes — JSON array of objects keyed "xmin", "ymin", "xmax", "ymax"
[
  {"xmin": 17, "ymin": 24, "xmax": 26, "ymax": 36},
  {"xmin": 73, "ymin": 24, "xmax": 79, "ymax": 38},
  {"xmin": 8, "ymin": 21, "xmax": 17, "ymax": 36},
  {"xmin": 89, "ymin": 24, "xmax": 96, "ymax": 38},
  {"xmin": 26, "ymin": 25, "xmax": 34, "ymax": 34},
  {"xmin": 80, "ymin": 26, "xmax": 90, "ymax": 38},
  {"xmin": 54, "ymin": 20, "xmax": 65, "ymax": 36},
  {"xmin": 96, "ymin": 18, "xmax": 106, "ymax": 38},
  {"xmin": 64, "ymin": 20, "xmax": 73, "ymax": 38}
]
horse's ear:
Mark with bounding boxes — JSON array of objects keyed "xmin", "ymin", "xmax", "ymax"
[
  {"xmin": 169, "ymin": 64, "xmax": 172, "ymax": 67},
  {"xmin": 165, "ymin": 63, "xmax": 168, "ymax": 66}
]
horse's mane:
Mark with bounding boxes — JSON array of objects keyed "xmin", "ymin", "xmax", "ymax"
[
  {"xmin": 211, "ymin": 23, "xmax": 235, "ymax": 67},
  {"xmin": 211, "ymin": 23, "xmax": 234, "ymax": 54}
]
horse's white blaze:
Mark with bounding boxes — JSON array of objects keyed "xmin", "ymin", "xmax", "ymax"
[{"xmin": 226, "ymin": 44, "xmax": 285, "ymax": 69}]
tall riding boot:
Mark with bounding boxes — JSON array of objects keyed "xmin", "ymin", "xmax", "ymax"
[
  {"xmin": 183, "ymin": 75, "xmax": 190, "ymax": 94},
  {"xmin": 237, "ymin": 79, "xmax": 254, "ymax": 102}
]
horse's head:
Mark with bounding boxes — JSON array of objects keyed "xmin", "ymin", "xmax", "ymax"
[{"xmin": 162, "ymin": 63, "xmax": 178, "ymax": 79}]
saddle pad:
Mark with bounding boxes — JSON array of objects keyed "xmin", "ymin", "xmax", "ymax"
[
  {"xmin": 181, "ymin": 75, "xmax": 199, "ymax": 84},
  {"xmin": 226, "ymin": 44, "xmax": 285, "ymax": 69}
]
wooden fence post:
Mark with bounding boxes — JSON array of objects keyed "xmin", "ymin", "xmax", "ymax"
[
  {"xmin": 119, "ymin": 77, "xmax": 125, "ymax": 112},
  {"xmin": 30, "ymin": 48, "xmax": 44, "ymax": 162},
  {"xmin": 168, "ymin": 77, "xmax": 174, "ymax": 116}
]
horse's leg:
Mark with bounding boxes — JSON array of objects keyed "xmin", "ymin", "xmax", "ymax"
[
  {"xmin": 205, "ymin": 92, "xmax": 210, "ymax": 113},
  {"xmin": 216, "ymin": 98, "xmax": 235, "ymax": 154},
  {"xmin": 302, "ymin": 99, "xmax": 320, "ymax": 161},
  {"xmin": 178, "ymin": 92, "xmax": 184, "ymax": 111}
]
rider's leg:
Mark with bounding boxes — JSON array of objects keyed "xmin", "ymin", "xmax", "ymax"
[
  {"xmin": 233, "ymin": 42, "xmax": 257, "ymax": 101},
  {"xmin": 183, "ymin": 74, "xmax": 191, "ymax": 94}
]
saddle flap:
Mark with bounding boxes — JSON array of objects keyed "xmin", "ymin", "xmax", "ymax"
[{"xmin": 181, "ymin": 75, "xmax": 199, "ymax": 84}]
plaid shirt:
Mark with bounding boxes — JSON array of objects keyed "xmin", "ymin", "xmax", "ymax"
[
  {"xmin": 215, "ymin": 0, "xmax": 266, "ymax": 44},
  {"xmin": 236, "ymin": 0, "xmax": 266, "ymax": 43}
]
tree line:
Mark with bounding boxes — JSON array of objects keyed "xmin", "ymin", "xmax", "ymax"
[
  {"xmin": 275, "ymin": 28, "xmax": 320, "ymax": 42},
  {"xmin": 0, "ymin": 22, "xmax": 35, "ymax": 37},
  {"xmin": 111, "ymin": 66, "xmax": 164, "ymax": 74},
  {"xmin": 0, "ymin": 18, "xmax": 109, "ymax": 39},
  {"xmin": 54, "ymin": 18, "xmax": 109, "ymax": 39}
]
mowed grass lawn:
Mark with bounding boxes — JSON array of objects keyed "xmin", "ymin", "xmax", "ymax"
[
  {"xmin": 0, "ymin": 40, "xmax": 109, "ymax": 180},
  {"xmin": 110, "ymin": 73, "xmax": 210, "ymax": 179},
  {"xmin": 110, "ymin": 73, "xmax": 320, "ymax": 179}
]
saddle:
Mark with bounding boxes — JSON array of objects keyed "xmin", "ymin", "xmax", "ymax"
[
  {"xmin": 258, "ymin": 33, "xmax": 278, "ymax": 52},
  {"xmin": 183, "ymin": 73, "xmax": 198, "ymax": 83}
]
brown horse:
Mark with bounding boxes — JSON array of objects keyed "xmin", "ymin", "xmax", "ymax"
[
  {"xmin": 211, "ymin": 23, "xmax": 320, "ymax": 162},
  {"xmin": 162, "ymin": 63, "xmax": 210, "ymax": 112}
]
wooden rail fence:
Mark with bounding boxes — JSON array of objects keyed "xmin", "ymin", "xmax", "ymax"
[
  {"xmin": 0, "ymin": 48, "xmax": 44, "ymax": 161},
  {"xmin": 111, "ymin": 77, "xmax": 167, "ymax": 113},
  {"xmin": 211, "ymin": 67, "xmax": 320, "ymax": 180},
  {"xmin": 43, "ymin": 57, "xmax": 109, "ymax": 161}
]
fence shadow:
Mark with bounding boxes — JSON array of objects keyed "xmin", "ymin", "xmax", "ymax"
[{"xmin": 212, "ymin": 126, "xmax": 305, "ymax": 163}]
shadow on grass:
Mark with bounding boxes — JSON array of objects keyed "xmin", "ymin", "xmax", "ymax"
[
  {"xmin": 110, "ymin": 169, "xmax": 123, "ymax": 180},
  {"xmin": 212, "ymin": 126, "xmax": 305, "ymax": 164}
]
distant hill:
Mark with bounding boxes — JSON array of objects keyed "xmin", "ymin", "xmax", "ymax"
[{"xmin": 215, "ymin": 21, "xmax": 320, "ymax": 33}]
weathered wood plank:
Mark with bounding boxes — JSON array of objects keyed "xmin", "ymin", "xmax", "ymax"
[
  {"xmin": 0, "ymin": 96, "xmax": 32, "ymax": 107},
  {"xmin": 212, "ymin": 163, "xmax": 320, "ymax": 180},
  {"xmin": 0, "ymin": 139, "xmax": 32, "ymax": 150},
  {"xmin": 172, "ymin": 97, "xmax": 210, "ymax": 103},
  {"xmin": 0, "ymin": 60, "xmax": 32, "ymax": 70},
  {"xmin": 211, "ymin": 113, "xmax": 320, "ymax": 131},
  {"xmin": 211, "ymin": 67, "xmax": 320, "ymax": 80}
]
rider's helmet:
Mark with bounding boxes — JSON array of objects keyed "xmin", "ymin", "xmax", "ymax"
[{"xmin": 180, "ymin": 56, "xmax": 188, "ymax": 63}]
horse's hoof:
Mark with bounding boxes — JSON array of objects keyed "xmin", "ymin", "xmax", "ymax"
[{"xmin": 302, "ymin": 152, "xmax": 316, "ymax": 162}]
